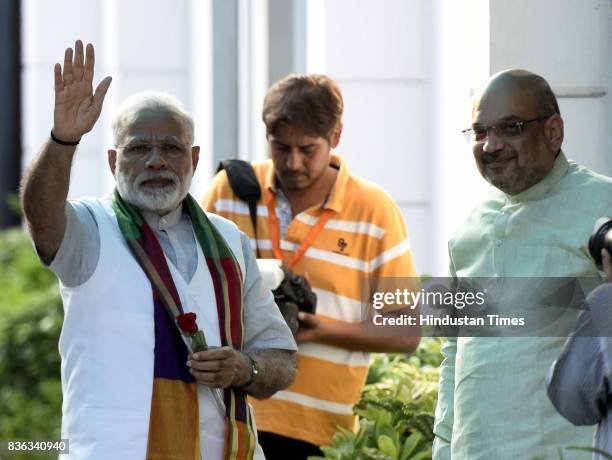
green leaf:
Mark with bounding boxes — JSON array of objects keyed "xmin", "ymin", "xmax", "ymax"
[
  {"xmin": 324, "ymin": 339, "xmax": 442, "ymax": 460},
  {"xmin": 376, "ymin": 409, "xmax": 393, "ymax": 426},
  {"xmin": 400, "ymin": 432, "xmax": 422, "ymax": 460},
  {"xmin": 353, "ymin": 423, "xmax": 370, "ymax": 450},
  {"xmin": 376, "ymin": 420, "xmax": 398, "ymax": 447},
  {"xmin": 0, "ymin": 229, "xmax": 62, "ymax": 448},
  {"xmin": 396, "ymin": 383, "xmax": 413, "ymax": 403},
  {"xmin": 320, "ymin": 446, "xmax": 340, "ymax": 459},
  {"xmin": 377, "ymin": 434, "xmax": 398, "ymax": 459},
  {"xmin": 410, "ymin": 447, "xmax": 432, "ymax": 460},
  {"xmin": 407, "ymin": 413, "xmax": 435, "ymax": 442}
]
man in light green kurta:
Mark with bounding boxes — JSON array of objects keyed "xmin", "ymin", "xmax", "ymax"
[{"xmin": 432, "ymin": 69, "xmax": 612, "ymax": 459}]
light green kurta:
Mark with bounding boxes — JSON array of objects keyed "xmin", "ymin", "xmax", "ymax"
[{"xmin": 433, "ymin": 153, "xmax": 612, "ymax": 460}]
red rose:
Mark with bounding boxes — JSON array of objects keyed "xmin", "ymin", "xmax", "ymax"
[{"xmin": 176, "ymin": 312, "xmax": 198, "ymax": 335}]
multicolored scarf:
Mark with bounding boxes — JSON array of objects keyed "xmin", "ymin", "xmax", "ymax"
[{"xmin": 112, "ymin": 190, "xmax": 257, "ymax": 460}]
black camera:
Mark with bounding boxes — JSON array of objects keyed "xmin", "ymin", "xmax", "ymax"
[
  {"xmin": 588, "ymin": 217, "xmax": 612, "ymax": 270},
  {"xmin": 257, "ymin": 259, "xmax": 317, "ymax": 337},
  {"xmin": 273, "ymin": 266, "xmax": 317, "ymax": 337}
]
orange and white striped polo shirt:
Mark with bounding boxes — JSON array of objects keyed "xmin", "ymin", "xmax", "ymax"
[{"xmin": 202, "ymin": 154, "xmax": 418, "ymax": 447}]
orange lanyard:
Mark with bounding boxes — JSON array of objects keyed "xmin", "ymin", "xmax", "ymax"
[{"xmin": 266, "ymin": 196, "xmax": 333, "ymax": 269}]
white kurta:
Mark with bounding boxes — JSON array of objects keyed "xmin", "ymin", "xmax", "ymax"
[{"xmin": 57, "ymin": 197, "xmax": 267, "ymax": 459}]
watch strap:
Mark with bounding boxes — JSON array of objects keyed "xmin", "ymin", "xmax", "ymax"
[{"xmin": 237, "ymin": 353, "xmax": 258, "ymax": 388}]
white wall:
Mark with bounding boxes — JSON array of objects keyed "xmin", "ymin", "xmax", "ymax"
[
  {"xmin": 489, "ymin": 0, "xmax": 612, "ymax": 175},
  {"xmin": 21, "ymin": 0, "xmax": 214, "ymax": 199},
  {"xmin": 302, "ymin": 0, "xmax": 436, "ymax": 274}
]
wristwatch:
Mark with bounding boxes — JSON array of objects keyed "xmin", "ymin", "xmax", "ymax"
[{"xmin": 239, "ymin": 354, "xmax": 259, "ymax": 388}]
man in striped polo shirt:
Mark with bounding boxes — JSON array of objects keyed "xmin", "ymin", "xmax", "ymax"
[{"xmin": 202, "ymin": 74, "xmax": 420, "ymax": 459}]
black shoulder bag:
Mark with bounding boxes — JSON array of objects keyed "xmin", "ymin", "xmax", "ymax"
[{"xmin": 216, "ymin": 159, "xmax": 317, "ymax": 336}]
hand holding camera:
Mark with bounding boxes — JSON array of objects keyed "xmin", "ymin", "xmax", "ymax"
[{"xmin": 256, "ymin": 259, "xmax": 317, "ymax": 337}]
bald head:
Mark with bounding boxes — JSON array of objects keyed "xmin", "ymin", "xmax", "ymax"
[
  {"xmin": 469, "ymin": 69, "xmax": 565, "ymax": 195},
  {"xmin": 475, "ymin": 69, "xmax": 560, "ymax": 118}
]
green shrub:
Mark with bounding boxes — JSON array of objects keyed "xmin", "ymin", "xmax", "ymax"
[
  {"xmin": 0, "ymin": 229, "xmax": 62, "ymax": 459},
  {"xmin": 313, "ymin": 339, "xmax": 442, "ymax": 460}
]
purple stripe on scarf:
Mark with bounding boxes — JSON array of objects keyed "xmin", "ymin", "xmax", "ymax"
[{"xmin": 153, "ymin": 294, "xmax": 195, "ymax": 382}]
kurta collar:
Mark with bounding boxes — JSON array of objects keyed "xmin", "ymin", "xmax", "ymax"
[{"xmin": 141, "ymin": 203, "xmax": 183, "ymax": 230}]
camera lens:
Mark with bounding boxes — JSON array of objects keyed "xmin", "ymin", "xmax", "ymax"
[
  {"xmin": 290, "ymin": 275, "xmax": 302, "ymax": 285},
  {"xmin": 588, "ymin": 217, "xmax": 612, "ymax": 270}
]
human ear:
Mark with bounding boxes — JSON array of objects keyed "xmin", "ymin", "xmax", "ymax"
[
  {"xmin": 330, "ymin": 122, "xmax": 343, "ymax": 149},
  {"xmin": 545, "ymin": 115, "xmax": 564, "ymax": 153},
  {"xmin": 107, "ymin": 150, "xmax": 117, "ymax": 176},
  {"xmin": 191, "ymin": 146, "xmax": 200, "ymax": 172}
]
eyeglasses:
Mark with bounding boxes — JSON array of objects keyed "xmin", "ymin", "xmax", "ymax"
[
  {"xmin": 119, "ymin": 141, "xmax": 189, "ymax": 158},
  {"xmin": 462, "ymin": 116, "xmax": 552, "ymax": 142}
]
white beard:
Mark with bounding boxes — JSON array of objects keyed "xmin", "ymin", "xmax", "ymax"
[{"xmin": 116, "ymin": 167, "xmax": 192, "ymax": 214}]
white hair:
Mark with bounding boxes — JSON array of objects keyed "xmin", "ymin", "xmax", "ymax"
[{"xmin": 111, "ymin": 91, "xmax": 195, "ymax": 147}]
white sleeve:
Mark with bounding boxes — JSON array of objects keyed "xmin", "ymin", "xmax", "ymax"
[
  {"xmin": 48, "ymin": 201, "xmax": 100, "ymax": 287},
  {"xmin": 240, "ymin": 232, "xmax": 297, "ymax": 352},
  {"xmin": 546, "ymin": 284, "xmax": 612, "ymax": 426}
]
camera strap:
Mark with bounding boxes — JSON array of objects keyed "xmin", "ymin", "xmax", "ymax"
[
  {"xmin": 217, "ymin": 159, "xmax": 332, "ymax": 267},
  {"xmin": 216, "ymin": 159, "xmax": 262, "ymax": 258},
  {"xmin": 266, "ymin": 197, "xmax": 333, "ymax": 269}
]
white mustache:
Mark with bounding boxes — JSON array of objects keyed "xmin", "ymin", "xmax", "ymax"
[{"xmin": 135, "ymin": 170, "xmax": 178, "ymax": 186}]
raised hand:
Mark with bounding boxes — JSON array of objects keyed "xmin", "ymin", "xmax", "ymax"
[{"xmin": 53, "ymin": 40, "xmax": 112, "ymax": 143}]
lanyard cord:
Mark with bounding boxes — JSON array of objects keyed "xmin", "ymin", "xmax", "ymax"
[{"xmin": 266, "ymin": 196, "xmax": 333, "ymax": 269}]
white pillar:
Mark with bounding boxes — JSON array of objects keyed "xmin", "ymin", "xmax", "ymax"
[
  {"xmin": 430, "ymin": 0, "xmax": 491, "ymax": 275},
  {"xmin": 489, "ymin": 0, "xmax": 612, "ymax": 175}
]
